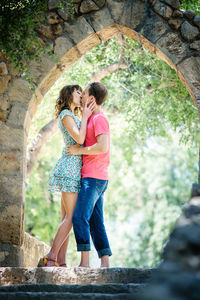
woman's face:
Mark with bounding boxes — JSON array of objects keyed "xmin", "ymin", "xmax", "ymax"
[{"xmin": 72, "ymin": 89, "xmax": 82, "ymax": 107}]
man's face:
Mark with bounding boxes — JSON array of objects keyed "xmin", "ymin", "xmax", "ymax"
[{"xmin": 81, "ymin": 85, "xmax": 91, "ymax": 106}]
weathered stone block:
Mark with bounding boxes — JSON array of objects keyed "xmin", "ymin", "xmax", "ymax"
[
  {"xmin": 0, "ymin": 244, "xmax": 24, "ymax": 267},
  {"xmin": 0, "ymin": 95, "xmax": 10, "ymax": 111},
  {"xmin": 22, "ymin": 233, "xmax": 50, "ymax": 267},
  {"xmin": 0, "ymin": 176, "xmax": 24, "ymax": 204},
  {"xmin": 48, "ymin": 0, "xmax": 61, "ymax": 10},
  {"xmin": 156, "ymin": 32, "xmax": 187, "ymax": 65},
  {"xmin": 7, "ymin": 103, "xmax": 28, "ymax": 129},
  {"xmin": 48, "ymin": 12, "xmax": 61, "ymax": 24},
  {"xmin": 190, "ymin": 40, "xmax": 200, "ymax": 51},
  {"xmin": 181, "ymin": 21, "xmax": 199, "ymax": 42},
  {"xmin": 154, "ymin": 1, "xmax": 173, "ymax": 20},
  {"xmin": 89, "ymin": 7, "xmax": 115, "ymax": 34},
  {"xmin": 106, "ymin": 0, "xmax": 124, "ymax": 23},
  {"xmin": 28, "ymin": 55, "xmax": 55, "ymax": 85},
  {"xmin": 93, "ymin": 0, "xmax": 105, "ymax": 8},
  {"xmin": 193, "ymin": 15, "xmax": 200, "ymax": 29},
  {"xmin": 0, "ymin": 76, "xmax": 11, "ymax": 94},
  {"xmin": 162, "ymin": 0, "xmax": 180, "ymax": 9},
  {"xmin": 172, "ymin": 9, "xmax": 183, "ymax": 18},
  {"xmin": 0, "ymin": 63, "xmax": 8, "ymax": 75},
  {"xmin": 52, "ymin": 23, "xmax": 63, "ymax": 36},
  {"xmin": 8, "ymin": 63, "xmax": 19, "ymax": 77},
  {"xmin": 141, "ymin": 13, "xmax": 168, "ymax": 43},
  {"xmin": 0, "ymin": 111, "xmax": 8, "ymax": 121},
  {"xmin": 35, "ymin": 25, "xmax": 53, "ymax": 39},
  {"xmin": 54, "ymin": 37, "xmax": 74, "ymax": 58},
  {"xmin": 0, "ymin": 123, "xmax": 25, "ymax": 150},
  {"xmin": 183, "ymin": 10, "xmax": 196, "ymax": 20},
  {"xmin": 8, "ymin": 79, "xmax": 33, "ymax": 105},
  {"xmin": 64, "ymin": 16, "xmax": 94, "ymax": 44},
  {"xmin": 80, "ymin": 0, "xmax": 99, "ymax": 14},
  {"xmin": 177, "ymin": 57, "xmax": 200, "ymax": 104},
  {"xmin": 168, "ymin": 18, "xmax": 182, "ymax": 30},
  {"xmin": 0, "ymin": 149, "xmax": 24, "ymax": 176},
  {"xmin": 57, "ymin": 9, "xmax": 70, "ymax": 22},
  {"xmin": 0, "ymin": 203, "xmax": 24, "ymax": 245},
  {"xmin": 0, "ymin": 267, "xmax": 152, "ymax": 285},
  {"xmin": 119, "ymin": 0, "xmax": 145, "ymax": 30}
]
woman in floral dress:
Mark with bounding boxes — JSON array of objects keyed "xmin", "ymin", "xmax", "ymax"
[{"xmin": 42, "ymin": 84, "xmax": 95, "ymax": 267}]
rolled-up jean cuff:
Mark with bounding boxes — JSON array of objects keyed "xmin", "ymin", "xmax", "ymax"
[
  {"xmin": 98, "ymin": 248, "xmax": 112, "ymax": 258},
  {"xmin": 77, "ymin": 244, "xmax": 91, "ymax": 251}
]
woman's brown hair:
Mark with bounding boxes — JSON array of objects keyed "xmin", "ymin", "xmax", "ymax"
[{"xmin": 55, "ymin": 84, "xmax": 82, "ymax": 118}]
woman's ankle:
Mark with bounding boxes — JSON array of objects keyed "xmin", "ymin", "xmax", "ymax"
[{"xmin": 48, "ymin": 251, "xmax": 56, "ymax": 261}]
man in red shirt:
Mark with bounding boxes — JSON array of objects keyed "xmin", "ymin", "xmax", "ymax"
[{"xmin": 67, "ymin": 82, "xmax": 112, "ymax": 268}]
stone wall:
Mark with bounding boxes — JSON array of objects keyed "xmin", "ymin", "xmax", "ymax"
[
  {"xmin": 0, "ymin": 233, "xmax": 50, "ymax": 267},
  {"xmin": 0, "ymin": 0, "xmax": 200, "ymax": 266}
]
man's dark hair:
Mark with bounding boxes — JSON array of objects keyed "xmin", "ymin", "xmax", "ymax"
[{"xmin": 88, "ymin": 82, "xmax": 108, "ymax": 105}]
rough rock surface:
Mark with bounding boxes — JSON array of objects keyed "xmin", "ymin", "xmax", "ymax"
[{"xmin": 181, "ymin": 21, "xmax": 199, "ymax": 42}]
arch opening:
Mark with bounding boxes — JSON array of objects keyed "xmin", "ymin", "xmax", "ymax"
[{"xmin": 25, "ymin": 33, "xmax": 199, "ymax": 268}]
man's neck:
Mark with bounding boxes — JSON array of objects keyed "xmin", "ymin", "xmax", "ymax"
[{"xmin": 93, "ymin": 105, "xmax": 101, "ymax": 114}]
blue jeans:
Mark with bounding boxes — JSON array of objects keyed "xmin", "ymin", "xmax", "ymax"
[{"xmin": 72, "ymin": 177, "xmax": 112, "ymax": 258}]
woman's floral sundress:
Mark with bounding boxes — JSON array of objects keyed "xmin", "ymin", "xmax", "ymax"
[{"xmin": 48, "ymin": 109, "xmax": 82, "ymax": 194}]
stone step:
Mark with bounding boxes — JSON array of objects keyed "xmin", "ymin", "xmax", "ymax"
[
  {"xmin": 0, "ymin": 291, "xmax": 135, "ymax": 299},
  {"xmin": 0, "ymin": 267, "xmax": 153, "ymax": 286},
  {"xmin": 0, "ymin": 283, "xmax": 146, "ymax": 294}
]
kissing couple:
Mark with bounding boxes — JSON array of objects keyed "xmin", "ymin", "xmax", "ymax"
[{"xmin": 42, "ymin": 82, "xmax": 112, "ymax": 268}]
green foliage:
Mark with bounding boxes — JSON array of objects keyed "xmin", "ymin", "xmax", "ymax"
[
  {"xmin": 180, "ymin": 0, "xmax": 200, "ymax": 12},
  {"xmin": 0, "ymin": 1, "xmax": 48, "ymax": 71},
  {"xmin": 0, "ymin": 0, "xmax": 74, "ymax": 79}
]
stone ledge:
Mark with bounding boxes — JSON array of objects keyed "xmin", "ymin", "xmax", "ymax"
[
  {"xmin": 0, "ymin": 282, "xmax": 146, "ymax": 293},
  {"xmin": 0, "ymin": 267, "xmax": 154, "ymax": 286},
  {"xmin": 22, "ymin": 233, "xmax": 50, "ymax": 268}
]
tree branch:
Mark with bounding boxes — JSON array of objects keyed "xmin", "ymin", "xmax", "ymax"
[
  {"xmin": 91, "ymin": 62, "xmax": 129, "ymax": 82},
  {"xmin": 26, "ymin": 119, "xmax": 58, "ymax": 178}
]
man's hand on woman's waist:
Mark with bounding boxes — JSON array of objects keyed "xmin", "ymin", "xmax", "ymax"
[{"xmin": 66, "ymin": 134, "xmax": 109, "ymax": 156}]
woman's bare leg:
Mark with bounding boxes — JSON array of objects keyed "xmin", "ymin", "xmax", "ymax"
[
  {"xmin": 57, "ymin": 194, "xmax": 70, "ymax": 266},
  {"xmin": 46, "ymin": 192, "xmax": 78, "ymax": 266}
]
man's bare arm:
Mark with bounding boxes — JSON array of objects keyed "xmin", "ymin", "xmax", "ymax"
[{"xmin": 66, "ymin": 134, "xmax": 108, "ymax": 155}]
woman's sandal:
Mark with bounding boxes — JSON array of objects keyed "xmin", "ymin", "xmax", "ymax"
[
  {"xmin": 59, "ymin": 263, "xmax": 67, "ymax": 267},
  {"xmin": 41, "ymin": 255, "xmax": 60, "ymax": 267}
]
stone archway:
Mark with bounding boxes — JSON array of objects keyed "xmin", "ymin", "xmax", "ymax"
[{"xmin": 0, "ymin": 0, "xmax": 200, "ymax": 267}]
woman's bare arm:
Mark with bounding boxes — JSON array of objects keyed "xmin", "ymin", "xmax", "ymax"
[{"xmin": 62, "ymin": 101, "xmax": 95, "ymax": 144}]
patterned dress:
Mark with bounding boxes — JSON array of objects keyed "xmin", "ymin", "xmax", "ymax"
[{"xmin": 48, "ymin": 109, "xmax": 82, "ymax": 194}]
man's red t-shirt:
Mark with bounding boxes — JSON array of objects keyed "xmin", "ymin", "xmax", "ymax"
[{"xmin": 81, "ymin": 112, "xmax": 110, "ymax": 180}]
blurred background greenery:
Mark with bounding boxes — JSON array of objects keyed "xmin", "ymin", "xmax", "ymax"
[{"xmin": 25, "ymin": 1, "xmax": 200, "ymax": 268}]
